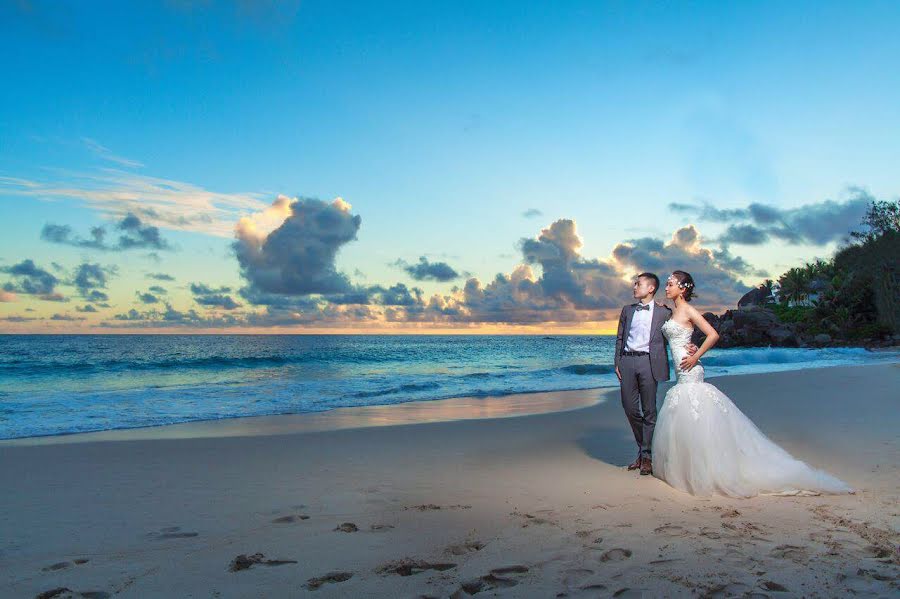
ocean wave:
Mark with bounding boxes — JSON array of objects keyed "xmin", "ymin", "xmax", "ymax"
[
  {"xmin": 349, "ymin": 381, "xmax": 442, "ymax": 398},
  {"xmin": 701, "ymin": 347, "xmax": 875, "ymax": 367},
  {"xmin": 558, "ymin": 363, "xmax": 616, "ymax": 375},
  {"xmin": 0, "ymin": 352, "xmax": 411, "ymax": 375}
]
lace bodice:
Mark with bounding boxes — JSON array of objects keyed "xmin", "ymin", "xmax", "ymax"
[{"xmin": 662, "ymin": 319, "xmax": 704, "ymax": 384}]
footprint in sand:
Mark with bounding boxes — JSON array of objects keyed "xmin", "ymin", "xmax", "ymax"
[
  {"xmin": 370, "ymin": 524, "xmax": 395, "ymax": 532},
  {"xmin": 575, "ymin": 530, "xmax": 605, "ymax": 547},
  {"xmin": 701, "ymin": 581, "xmax": 752, "ymax": 598},
  {"xmin": 146, "ymin": 526, "xmax": 198, "ymax": 540},
  {"xmin": 41, "ymin": 559, "xmax": 90, "ymax": 572},
  {"xmin": 333, "ymin": 522, "xmax": 359, "ymax": 533},
  {"xmin": 561, "ymin": 567, "xmax": 594, "ymax": 588},
  {"xmin": 271, "ymin": 514, "xmax": 310, "ymax": 524},
  {"xmin": 579, "ymin": 583, "xmax": 608, "ymax": 592},
  {"xmin": 575, "ymin": 528, "xmax": 604, "ymax": 540},
  {"xmin": 599, "ymin": 548, "xmax": 632, "ymax": 562},
  {"xmin": 769, "ymin": 544, "xmax": 808, "ymax": 563},
  {"xmin": 612, "ymin": 588, "xmax": 649, "ymax": 598},
  {"xmin": 759, "ymin": 580, "xmax": 790, "ymax": 592},
  {"xmin": 228, "ymin": 553, "xmax": 297, "ymax": 572},
  {"xmin": 375, "ymin": 558, "xmax": 457, "ymax": 577},
  {"xmin": 403, "ymin": 504, "xmax": 472, "ymax": 511},
  {"xmin": 305, "ymin": 571, "xmax": 353, "ymax": 590},
  {"xmin": 721, "ymin": 521, "xmax": 772, "ymax": 542},
  {"xmin": 510, "ymin": 511, "xmax": 555, "ymax": 527},
  {"xmin": 35, "ymin": 590, "xmax": 109, "ymax": 599},
  {"xmin": 445, "ymin": 540, "xmax": 485, "ymax": 556},
  {"xmin": 457, "ymin": 565, "xmax": 530, "ymax": 595},
  {"xmin": 653, "ymin": 524, "xmax": 687, "ymax": 537}
]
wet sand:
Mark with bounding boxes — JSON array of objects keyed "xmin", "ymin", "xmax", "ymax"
[{"xmin": 1, "ymin": 363, "xmax": 897, "ymax": 597}]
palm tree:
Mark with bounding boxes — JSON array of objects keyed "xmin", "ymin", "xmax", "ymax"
[
  {"xmin": 778, "ymin": 267, "xmax": 811, "ymax": 305},
  {"xmin": 761, "ymin": 279, "xmax": 776, "ymax": 304}
]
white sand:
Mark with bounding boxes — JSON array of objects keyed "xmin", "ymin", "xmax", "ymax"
[{"xmin": 1, "ymin": 363, "xmax": 897, "ymax": 598}]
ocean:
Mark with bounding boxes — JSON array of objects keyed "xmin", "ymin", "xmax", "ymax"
[{"xmin": 1, "ymin": 334, "xmax": 897, "ymax": 440}]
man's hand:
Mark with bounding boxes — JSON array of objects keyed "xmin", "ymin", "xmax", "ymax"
[
  {"xmin": 680, "ymin": 354, "xmax": 698, "ymax": 371},
  {"xmin": 615, "ymin": 366, "xmax": 622, "ymax": 381},
  {"xmin": 686, "ymin": 342, "xmax": 698, "ymax": 355}
]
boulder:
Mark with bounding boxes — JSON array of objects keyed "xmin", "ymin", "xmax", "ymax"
[
  {"xmin": 813, "ymin": 333, "xmax": 832, "ymax": 345},
  {"xmin": 768, "ymin": 327, "xmax": 800, "ymax": 347},
  {"xmin": 737, "ymin": 287, "xmax": 771, "ymax": 308}
]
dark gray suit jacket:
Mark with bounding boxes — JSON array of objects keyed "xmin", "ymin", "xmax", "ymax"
[{"xmin": 614, "ymin": 301, "xmax": 672, "ymax": 382}]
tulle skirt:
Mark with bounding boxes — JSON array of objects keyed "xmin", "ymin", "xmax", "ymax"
[{"xmin": 651, "ymin": 381, "xmax": 854, "ymax": 498}]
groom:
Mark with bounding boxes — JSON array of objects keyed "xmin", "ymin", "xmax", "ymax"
[{"xmin": 615, "ymin": 272, "xmax": 696, "ymax": 476}]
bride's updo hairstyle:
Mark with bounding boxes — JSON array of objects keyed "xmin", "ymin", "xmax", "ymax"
[{"xmin": 670, "ymin": 270, "xmax": 696, "ymax": 302}]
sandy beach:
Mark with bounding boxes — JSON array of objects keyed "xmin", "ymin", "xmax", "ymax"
[{"xmin": 1, "ymin": 363, "xmax": 898, "ymax": 598}]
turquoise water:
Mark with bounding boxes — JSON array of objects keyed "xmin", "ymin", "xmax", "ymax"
[{"xmin": 1, "ymin": 334, "xmax": 896, "ymax": 439}]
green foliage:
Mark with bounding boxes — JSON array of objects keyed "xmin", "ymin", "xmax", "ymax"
[
  {"xmin": 770, "ymin": 304, "xmax": 814, "ymax": 323},
  {"xmin": 849, "ymin": 199, "xmax": 900, "ymax": 244},
  {"xmin": 767, "ymin": 199, "xmax": 900, "ymax": 340}
]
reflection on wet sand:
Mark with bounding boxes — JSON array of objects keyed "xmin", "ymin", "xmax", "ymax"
[{"xmin": 2, "ymin": 387, "xmax": 608, "ymax": 446}]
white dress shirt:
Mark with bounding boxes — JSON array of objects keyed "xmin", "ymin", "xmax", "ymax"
[{"xmin": 624, "ymin": 299, "xmax": 654, "ymax": 352}]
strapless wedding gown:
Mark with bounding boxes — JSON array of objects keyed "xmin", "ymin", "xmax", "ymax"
[{"xmin": 651, "ymin": 319, "xmax": 854, "ymax": 498}]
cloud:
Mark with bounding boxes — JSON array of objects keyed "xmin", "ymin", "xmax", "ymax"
[
  {"xmin": 369, "ymin": 283, "xmax": 423, "ymax": 306},
  {"xmin": 148, "ymin": 285, "xmax": 167, "ymax": 294},
  {"xmin": 104, "ymin": 303, "xmax": 243, "ymax": 328},
  {"xmin": 386, "ymin": 221, "xmax": 755, "ymax": 324},
  {"xmin": 136, "ymin": 291, "xmax": 160, "ymax": 304},
  {"xmin": 522, "ymin": 208, "xmax": 543, "ymax": 218},
  {"xmin": 190, "ymin": 282, "xmax": 241, "ymax": 310},
  {"xmin": 116, "ymin": 213, "xmax": 172, "ymax": 250},
  {"xmin": 234, "ymin": 195, "xmax": 361, "ymax": 297},
  {"xmin": 42, "ymin": 213, "xmax": 172, "ymax": 251},
  {"xmin": 232, "ymin": 201, "xmax": 757, "ymax": 326},
  {"xmin": 81, "ymin": 137, "xmax": 144, "ymax": 168},
  {"xmin": 669, "ymin": 187, "xmax": 873, "ymax": 246},
  {"xmin": 244, "ymin": 303, "xmax": 383, "ymax": 328},
  {"xmin": 393, "ymin": 256, "xmax": 460, "ymax": 282},
  {"xmin": 610, "ymin": 225, "xmax": 753, "ymax": 306},
  {"xmin": 147, "ymin": 272, "xmax": 175, "ymax": 281},
  {"xmin": 76, "ymin": 304, "xmax": 98, "ymax": 313},
  {"xmin": 1, "ymin": 169, "xmax": 267, "ymax": 238},
  {"xmin": 1, "ymin": 259, "xmax": 64, "ymax": 300},
  {"xmin": 392, "ymin": 220, "xmax": 634, "ymax": 324},
  {"xmin": 72, "ymin": 262, "xmax": 115, "ymax": 302},
  {"xmin": 41, "ymin": 223, "xmax": 106, "ymax": 249},
  {"xmin": 51, "ymin": 313, "xmax": 86, "ymax": 321}
]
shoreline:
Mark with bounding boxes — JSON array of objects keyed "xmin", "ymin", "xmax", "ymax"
[
  {"xmin": 1, "ymin": 363, "xmax": 897, "ymax": 597},
  {"xmin": 2, "ymin": 360, "xmax": 897, "ymax": 447}
]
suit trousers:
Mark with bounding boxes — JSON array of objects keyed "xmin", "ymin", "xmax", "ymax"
[{"xmin": 619, "ymin": 353, "xmax": 658, "ymax": 458}]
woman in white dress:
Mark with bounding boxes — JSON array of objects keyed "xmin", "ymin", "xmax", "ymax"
[{"xmin": 650, "ymin": 270, "xmax": 855, "ymax": 498}]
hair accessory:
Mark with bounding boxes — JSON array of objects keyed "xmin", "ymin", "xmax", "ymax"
[{"xmin": 667, "ymin": 275, "xmax": 693, "ymax": 289}]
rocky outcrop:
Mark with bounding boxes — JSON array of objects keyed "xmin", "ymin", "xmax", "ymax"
[
  {"xmin": 691, "ymin": 304, "xmax": 897, "ymax": 348},
  {"xmin": 691, "ymin": 306, "xmax": 802, "ymax": 348},
  {"xmin": 736, "ymin": 286, "xmax": 773, "ymax": 308}
]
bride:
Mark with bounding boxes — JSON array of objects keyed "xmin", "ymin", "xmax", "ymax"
[{"xmin": 650, "ymin": 270, "xmax": 855, "ymax": 498}]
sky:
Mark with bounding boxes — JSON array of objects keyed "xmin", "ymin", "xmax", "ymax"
[{"xmin": 1, "ymin": 0, "xmax": 898, "ymax": 333}]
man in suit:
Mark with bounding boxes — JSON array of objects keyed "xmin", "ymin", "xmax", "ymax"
[{"xmin": 615, "ymin": 272, "xmax": 696, "ymax": 475}]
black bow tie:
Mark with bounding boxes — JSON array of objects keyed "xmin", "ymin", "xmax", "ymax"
[{"xmin": 635, "ymin": 304, "xmax": 650, "ymax": 311}]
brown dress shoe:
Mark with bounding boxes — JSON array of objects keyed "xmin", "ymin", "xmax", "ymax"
[
  {"xmin": 640, "ymin": 456, "xmax": 653, "ymax": 475},
  {"xmin": 627, "ymin": 455, "xmax": 642, "ymax": 470}
]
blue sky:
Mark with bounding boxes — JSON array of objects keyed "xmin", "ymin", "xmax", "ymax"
[{"xmin": 1, "ymin": 1, "xmax": 898, "ymax": 332}]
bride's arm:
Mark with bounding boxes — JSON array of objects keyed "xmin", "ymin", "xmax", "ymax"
[{"xmin": 679, "ymin": 304, "xmax": 720, "ymax": 371}]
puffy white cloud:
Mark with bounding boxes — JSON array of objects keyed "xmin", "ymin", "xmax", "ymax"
[{"xmin": 234, "ymin": 195, "xmax": 362, "ymax": 297}]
